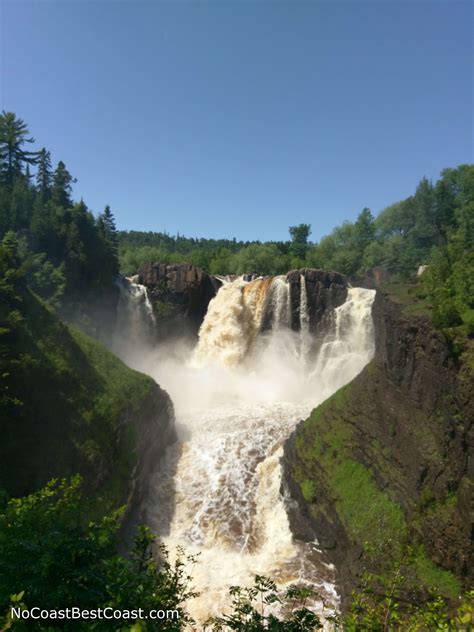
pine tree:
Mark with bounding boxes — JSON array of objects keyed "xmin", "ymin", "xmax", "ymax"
[
  {"xmin": 36, "ymin": 148, "xmax": 53, "ymax": 201},
  {"xmin": 0, "ymin": 111, "xmax": 39, "ymax": 185},
  {"xmin": 51, "ymin": 161, "xmax": 76, "ymax": 209},
  {"xmin": 25, "ymin": 164, "xmax": 33, "ymax": 187},
  {"xmin": 98, "ymin": 205, "xmax": 119, "ymax": 276}
]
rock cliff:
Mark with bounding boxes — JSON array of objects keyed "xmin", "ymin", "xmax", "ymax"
[
  {"xmin": 286, "ymin": 268, "xmax": 348, "ymax": 333},
  {"xmin": 136, "ymin": 262, "xmax": 221, "ymax": 338},
  {"xmin": 282, "ymin": 288, "xmax": 473, "ymax": 609}
]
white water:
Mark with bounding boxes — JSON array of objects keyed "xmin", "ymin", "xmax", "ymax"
[
  {"xmin": 118, "ymin": 277, "xmax": 375, "ymax": 625},
  {"xmin": 114, "ymin": 277, "xmax": 156, "ymax": 354}
]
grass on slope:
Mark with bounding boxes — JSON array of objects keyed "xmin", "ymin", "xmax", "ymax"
[
  {"xmin": 293, "ymin": 382, "xmax": 461, "ymax": 599},
  {"xmin": 0, "ymin": 288, "xmax": 154, "ymax": 511}
]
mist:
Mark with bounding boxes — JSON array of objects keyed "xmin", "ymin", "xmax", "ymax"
[{"xmin": 112, "ymin": 277, "xmax": 375, "ymax": 623}]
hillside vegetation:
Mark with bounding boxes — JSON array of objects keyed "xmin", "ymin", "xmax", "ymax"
[{"xmin": 0, "ymin": 233, "xmax": 156, "ymax": 506}]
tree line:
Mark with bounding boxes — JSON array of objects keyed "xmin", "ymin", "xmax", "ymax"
[
  {"xmin": 1, "ymin": 109, "xmax": 472, "ymax": 331},
  {"xmin": 119, "ymin": 168, "xmax": 474, "ymax": 331},
  {"xmin": 0, "ymin": 111, "xmax": 119, "ymax": 311}
]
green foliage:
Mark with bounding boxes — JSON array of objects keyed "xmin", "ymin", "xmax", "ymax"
[
  {"xmin": 0, "ymin": 112, "xmax": 38, "ymax": 185},
  {"xmin": 346, "ymin": 552, "xmax": 472, "ymax": 631},
  {"xmin": 36, "ymin": 148, "xmax": 53, "ymax": 201},
  {"xmin": 51, "ymin": 160, "xmax": 76, "ymax": 209},
  {"xmin": 0, "ymin": 477, "xmax": 196, "ymax": 631},
  {"xmin": 0, "ymin": 114, "xmax": 122, "ymax": 323},
  {"xmin": 289, "ymin": 223, "xmax": 311, "ymax": 262},
  {"xmin": 301, "ymin": 479, "xmax": 316, "ymax": 503},
  {"xmin": 420, "ymin": 165, "xmax": 474, "ymax": 331},
  {"xmin": 230, "ymin": 243, "xmax": 288, "ymax": 276},
  {"xmin": 332, "ymin": 459, "xmax": 406, "ymax": 551},
  {"xmin": 204, "ymin": 575, "xmax": 332, "ymax": 631},
  {"xmin": 0, "ymin": 268, "xmax": 154, "ymax": 501},
  {"xmin": 412, "ymin": 546, "xmax": 461, "ymax": 598},
  {"xmin": 97, "ymin": 205, "xmax": 119, "ymax": 278},
  {"xmin": 292, "ymin": 381, "xmax": 464, "ymax": 626}
]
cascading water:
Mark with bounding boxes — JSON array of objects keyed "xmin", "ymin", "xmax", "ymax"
[
  {"xmin": 113, "ymin": 277, "xmax": 156, "ymax": 358},
  {"xmin": 124, "ymin": 276, "xmax": 376, "ymax": 626},
  {"xmin": 269, "ymin": 276, "xmax": 291, "ymax": 330}
]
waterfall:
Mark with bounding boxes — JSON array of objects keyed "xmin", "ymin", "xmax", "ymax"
[
  {"xmin": 134, "ymin": 277, "xmax": 376, "ymax": 624},
  {"xmin": 269, "ymin": 276, "xmax": 291, "ymax": 330},
  {"xmin": 299, "ymin": 274, "xmax": 311, "ymax": 360},
  {"xmin": 300, "ymin": 274, "xmax": 310, "ymax": 336},
  {"xmin": 193, "ymin": 275, "xmax": 293, "ymax": 367},
  {"xmin": 310, "ymin": 287, "xmax": 375, "ymax": 398},
  {"xmin": 113, "ymin": 277, "xmax": 156, "ymax": 360},
  {"xmin": 118, "ymin": 276, "xmax": 376, "ymax": 622}
]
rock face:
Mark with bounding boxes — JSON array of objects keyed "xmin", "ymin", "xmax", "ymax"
[
  {"xmin": 121, "ymin": 383, "xmax": 176, "ymax": 538},
  {"xmin": 282, "ymin": 289, "xmax": 473, "ymax": 609},
  {"xmin": 286, "ymin": 268, "xmax": 348, "ymax": 333},
  {"xmin": 136, "ymin": 263, "xmax": 221, "ymax": 338}
]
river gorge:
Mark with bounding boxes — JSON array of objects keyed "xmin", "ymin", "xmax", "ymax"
[{"xmin": 114, "ymin": 273, "xmax": 376, "ymax": 624}]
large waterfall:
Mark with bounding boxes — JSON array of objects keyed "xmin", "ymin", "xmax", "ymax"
[{"xmin": 120, "ymin": 275, "xmax": 375, "ymax": 625}]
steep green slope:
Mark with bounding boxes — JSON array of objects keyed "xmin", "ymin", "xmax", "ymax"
[
  {"xmin": 0, "ymin": 284, "xmax": 173, "ymax": 513},
  {"xmin": 283, "ymin": 289, "xmax": 473, "ymax": 618}
]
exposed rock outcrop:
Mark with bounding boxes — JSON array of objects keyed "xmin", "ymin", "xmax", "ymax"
[
  {"xmin": 286, "ymin": 268, "xmax": 348, "ymax": 333},
  {"xmin": 136, "ymin": 263, "xmax": 221, "ymax": 338},
  {"xmin": 282, "ymin": 288, "xmax": 473, "ymax": 609}
]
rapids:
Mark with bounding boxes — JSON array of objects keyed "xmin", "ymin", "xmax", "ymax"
[{"xmin": 116, "ymin": 275, "xmax": 376, "ymax": 626}]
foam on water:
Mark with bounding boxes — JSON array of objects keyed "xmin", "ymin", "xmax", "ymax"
[{"xmin": 119, "ymin": 278, "xmax": 376, "ymax": 626}]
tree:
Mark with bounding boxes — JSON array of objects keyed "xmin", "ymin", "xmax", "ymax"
[
  {"xmin": 24, "ymin": 164, "xmax": 33, "ymax": 187},
  {"xmin": 52, "ymin": 160, "xmax": 76, "ymax": 209},
  {"xmin": 36, "ymin": 148, "xmax": 53, "ymax": 201},
  {"xmin": 0, "ymin": 111, "xmax": 38, "ymax": 185},
  {"xmin": 205, "ymin": 576, "xmax": 332, "ymax": 630},
  {"xmin": 289, "ymin": 223, "xmax": 311, "ymax": 246},
  {"xmin": 289, "ymin": 223, "xmax": 312, "ymax": 262},
  {"xmin": 354, "ymin": 208, "xmax": 375, "ymax": 250},
  {"xmin": 98, "ymin": 205, "xmax": 118, "ymax": 245},
  {"xmin": 0, "ymin": 477, "xmax": 196, "ymax": 631},
  {"xmin": 98, "ymin": 205, "xmax": 119, "ymax": 277}
]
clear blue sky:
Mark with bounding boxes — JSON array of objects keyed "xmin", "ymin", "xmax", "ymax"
[{"xmin": 1, "ymin": 1, "xmax": 472, "ymax": 242}]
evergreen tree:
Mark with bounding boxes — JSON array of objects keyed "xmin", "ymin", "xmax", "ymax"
[
  {"xmin": 8, "ymin": 178, "xmax": 35, "ymax": 232},
  {"xmin": 36, "ymin": 148, "xmax": 53, "ymax": 200},
  {"xmin": 51, "ymin": 160, "xmax": 76, "ymax": 209},
  {"xmin": 100, "ymin": 205, "xmax": 118, "ymax": 241},
  {"xmin": 24, "ymin": 164, "xmax": 33, "ymax": 187},
  {"xmin": 0, "ymin": 111, "xmax": 38, "ymax": 185},
  {"xmin": 98, "ymin": 205, "xmax": 119, "ymax": 276}
]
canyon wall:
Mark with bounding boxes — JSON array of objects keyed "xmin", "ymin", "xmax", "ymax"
[{"xmin": 282, "ymin": 288, "xmax": 473, "ymax": 608}]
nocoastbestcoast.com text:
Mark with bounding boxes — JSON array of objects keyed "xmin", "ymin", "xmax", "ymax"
[{"xmin": 11, "ymin": 606, "xmax": 179, "ymax": 622}]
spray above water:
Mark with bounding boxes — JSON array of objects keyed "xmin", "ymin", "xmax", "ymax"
[{"xmin": 117, "ymin": 275, "xmax": 376, "ymax": 625}]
